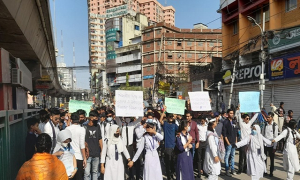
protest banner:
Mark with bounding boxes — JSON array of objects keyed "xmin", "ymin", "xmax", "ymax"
[
  {"xmin": 69, "ymin": 100, "xmax": 93, "ymax": 113},
  {"xmin": 239, "ymin": 91, "xmax": 260, "ymax": 112},
  {"xmin": 115, "ymin": 90, "xmax": 144, "ymax": 117},
  {"xmin": 188, "ymin": 91, "xmax": 211, "ymax": 111},
  {"xmin": 165, "ymin": 97, "xmax": 186, "ymax": 115}
]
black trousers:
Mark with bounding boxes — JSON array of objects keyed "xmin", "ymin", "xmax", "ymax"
[
  {"xmin": 73, "ymin": 160, "xmax": 84, "ymax": 180},
  {"xmin": 123, "ymin": 145, "xmax": 134, "ymax": 180},
  {"xmin": 134, "ymin": 152, "xmax": 143, "ymax": 180},
  {"xmin": 238, "ymin": 146, "xmax": 247, "ymax": 172},
  {"xmin": 197, "ymin": 141, "xmax": 207, "ymax": 176},
  {"xmin": 164, "ymin": 148, "xmax": 175, "ymax": 180},
  {"xmin": 264, "ymin": 146, "xmax": 275, "ymax": 174}
]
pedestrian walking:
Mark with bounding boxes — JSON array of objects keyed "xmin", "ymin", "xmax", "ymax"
[
  {"xmin": 44, "ymin": 109, "xmax": 60, "ymax": 154},
  {"xmin": 196, "ymin": 116, "xmax": 208, "ymax": 178},
  {"xmin": 185, "ymin": 111, "xmax": 199, "ymax": 157}
]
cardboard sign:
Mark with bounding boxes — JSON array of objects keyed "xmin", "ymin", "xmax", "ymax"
[
  {"xmin": 69, "ymin": 100, "xmax": 93, "ymax": 113},
  {"xmin": 165, "ymin": 97, "xmax": 186, "ymax": 115},
  {"xmin": 188, "ymin": 92, "xmax": 211, "ymax": 111},
  {"xmin": 239, "ymin": 91, "xmax": 260, "ymax": 112},
  {"xmin": 115, "ymin": 90, "xmax": 144, "ymax": 117}
]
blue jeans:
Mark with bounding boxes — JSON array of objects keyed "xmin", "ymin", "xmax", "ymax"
[
  {"xmin": 224, "ymin": 145, "xmax": 235, "ymax": 171},
  {"xmin": 190, "ymin": 143, "xmax": 196, "ymax": 158},
  {"xmin": 84, "ymin": 157, "xmax": 100, "ymax": 180}
]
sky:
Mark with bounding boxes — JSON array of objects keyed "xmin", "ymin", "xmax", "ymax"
[{"xmin": 49, "ymin": 0, "xmax": 221, "ymax": 89}]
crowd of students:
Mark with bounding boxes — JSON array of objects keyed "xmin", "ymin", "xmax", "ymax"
[{"xmin": 16, "ymin": 102, "xmax": 300, "ymax": 180}]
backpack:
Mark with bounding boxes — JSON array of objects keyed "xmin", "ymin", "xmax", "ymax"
[
  {"xmin": 263, "ymin": 122, "xmax": 277, "ymax": 137},
  {"xmin": 207, "ymin": 132, "xmax": 225, "ymax": 161}
]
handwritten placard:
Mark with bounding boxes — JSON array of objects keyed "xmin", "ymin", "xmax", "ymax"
[
  {"xmin": 69, "ymin": 100, "xmax": 93, "ymax": 113},
  {"xmin": 165, "ymin": 97, "xmax": 186, "ymax": 115},
  {"xmin": 239, "ymin": 91, "xmax": 260, "ymax": 112},
  {"xmin": 188, "ymin": 92, "xmax": 211, "ymax": 111},
  {"xmin": 115, "ymin": 90, "xmax": 144, "ymax": 117}
]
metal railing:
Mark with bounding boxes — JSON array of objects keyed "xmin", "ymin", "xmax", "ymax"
[{"xmin": 0, "ymin": 109, "xmax": 40, "ymax": 180}]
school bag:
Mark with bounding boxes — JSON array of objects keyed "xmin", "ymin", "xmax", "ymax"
[
  {"xmin": 263, "ymin": 122, "xmax": 277, "ymax": 136},
  {"xmin": 207, "ymin": 132, "xmax": 225, "ymax": 161}
]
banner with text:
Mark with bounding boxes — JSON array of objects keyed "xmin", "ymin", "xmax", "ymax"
[
  {"xmin": 115, "ymin": 90, "xmax": 144, "ymax": 117},
  {"xmin": 69, "ymin": 100, "xmax": 93, "ymax": 113},
  {"xmin": 239, "ymin": 91, "xmax": 260, "ymax": 112},
  {"xmin": 188, "ymin": 92, "xmax": 211, "ymax": 111},
  {"xmin": 165, "ymin": 97, "xmax": 186, "ymax": 115}
]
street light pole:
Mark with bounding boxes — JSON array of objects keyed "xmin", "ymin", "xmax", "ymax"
[{"xmin": 247, "ymin": 15, "xmax": 266, "ymax": 109}]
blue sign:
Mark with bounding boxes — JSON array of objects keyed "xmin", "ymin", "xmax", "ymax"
[
  {"xmin": 239, "ymin": 91, "xmax": 260, "ymax": 113},
  {"xmin": 269, "ymin": 52, "xmax": 300, "ymax": 81},
  {"xmin": 143, "ymin": 75, "xmax": 154, "ymax": 80}
]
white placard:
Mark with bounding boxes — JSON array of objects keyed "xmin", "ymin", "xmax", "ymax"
[
  {"xmin": 115, "ymin": 90, "xmax": 144, "ymax": 117},
  {"xmin": 188, "ymin": 91, "xmax": 212, "ymax": 111}
]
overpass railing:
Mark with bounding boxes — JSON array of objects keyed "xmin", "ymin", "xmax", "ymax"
[{"xmin": 0, "ymin": 109, "xmax": 40, "ymax": 180}]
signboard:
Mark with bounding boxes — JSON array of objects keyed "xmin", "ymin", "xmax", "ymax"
[
  {"xmin": 106, "ymin": 28, "xmax": 119, "ymax": 42},
  {"xmin": 269, "ymin": 52, "xmax": 300, "ymax": 80},
  {"xmin": 188, "ymin": 92, "xmax": 211, "ymax": 111},
  {"xmin": 143, "ymin": 75, "xmax": 154, "ymax": 80},
  {"xmin": 38, "ymin": 75, "xmax": 51, "ymax": 82},
  {"xmin": 239, "ymin": 92, "xmax": 260, "ymax": 112},
  {"xmin": 115, "ymin": 90, "xmax": 143, "ymax": 117},
  {"xmin": 165, "ymin": 97, "xmax": 186, "ymax": 115},
  {"xmin": 215, "ymin": 63, "xmax": 268, "ymax": 84},
  {"xmin": 192, "ymin": 80, "xmax": 203, "ymax": 91},
  {"xmin": 69, "ymin": 100, "xmax": 93, "ymax": 113},
  {"xmin": 106, "ymin": 5, "xmax": 128, "ymax": 19},
  {"xmin": 269, "ymin": 25, "xmax": 300, "ymax": 54}
]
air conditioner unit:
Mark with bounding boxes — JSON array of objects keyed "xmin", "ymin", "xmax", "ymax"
[{"xmin": 11, "ymin": 68, "xmax": 22, "ymax": 85}]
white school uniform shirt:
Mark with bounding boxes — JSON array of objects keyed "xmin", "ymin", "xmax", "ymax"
[
  {"xmin": 115, "ymin": 117, "xmax": 142, "ymax": 146},
  {"xmin": 197, "ymin": 123, "xmax": 208, "ymax": 141},
  {"xmin": 39, "ymin": 122, "xmax": 46, "ymax": 133},
  {"xmin": 66, "ymin": 124, "xmax": 86, "ymax": 160},
  {"xmin": 263, "ymin": 121, "xmax": 278, "ymax": 149},
  {"xmin": 135, "ymin": 124, "xmax": 146, "ymax": 146},
  {"xmin": 238, "ymin": 112, "xmax": 258, "ymax": 140},
  {"xmin": 44, "ymin": 120, "xmax": 59, "ymax": 142}
]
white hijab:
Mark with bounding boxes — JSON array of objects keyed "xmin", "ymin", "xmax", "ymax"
[
  {"xmin": 252, "ymin": 125, "xmax": 266, "ymax": 161},
  {"xmin": 107, "ymin": 124, "xmax": 123, "ymax": 152},
  {"xmin": 57, "ymin": 129, "xmax": 72, "ymax": 143}
]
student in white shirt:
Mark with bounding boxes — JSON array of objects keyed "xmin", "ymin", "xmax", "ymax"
[
  {"xmin": 196, "ymin": 116, "xmax": 208, "ymax": 178},
  {"xmin": 237, "ymin": 112, "xmax": 258, "ymax": 174},
  {"xmin": 66, "ymin": 112, "xmax": 87, "ymax": 180},
  {"xmin": 44, "ymin": 109, "xmax": 60, "ymax": 154},
  {"xmin": 262, "ymin": 112, "xmax": 278, "ymax": 177}
]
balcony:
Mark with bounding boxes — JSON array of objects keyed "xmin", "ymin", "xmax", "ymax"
[
  {"xmin": 116, "ymin": 52, "xmax": 141, "ymax": 64},
  {"xmin": 116, "ymin": 74, "xmax": 142, "ymax": 83},
  {"xmin": 116, "ymin": 64, "xmax": 141, "ymax": 74}
]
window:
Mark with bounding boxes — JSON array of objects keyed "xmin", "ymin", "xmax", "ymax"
[
  {"xmin": 177, "ymin": 40, "xmax": 182, "ymax": 46},
  {"xmin": 157, "ymin": 41, "xmax": 161, "ymax": 46},
  {"xmin": 251, "ymin": 11, "xmax": 261, "ymax": 26},
  {"xmin": 263, "ymin": 5, "xmax": 270, "ymax": 21},
  {"xmin": 156, "ymin": 30, "xmax": 161, "ymax": 34},
  {"xmin": 167, "ymin": 52, "xmax": 173, "ymax": 59},
  {"xmin": 168, "ymin": 65, "xmax": 173, "ymax": 70},
  {"xmin": 100, "ymin": 19, "xmax": 103, "ymax": 23},
  {"xmin": 147, "ymin": 67, "xmax": 150, "ymax": 71},
  {"xmin": 233, "ymin": 21, "xmax": 238, "ymax": 35},
  {"xmin": 198, "ymin": 54, "xmax": 203, "ymax": 58},
  {"xmin": 146, "ymin": 32, "xmax": 150, "ymax": 37},
  {"xmin": 177, "ymin": 53, "xmax": 182, "ymax": 58},
  {"xmin": 198, "ymin": 42, "xmax": 203, "ymax": 46},
  {"xmin": 145, "ymin": 55, "xmax": 150, "ymax": 59},
  {"xmin": 167, "ymin": 41, "xmax": 172, "ymax": 45},
  {"xmin": 286, "ymin": 0, "xmax": 297, "ymax": 11},
  {"xmin": 209, "ymin": 42, "xmax": 214, "ymax": 47},
  {"xmin": 146, "ymin": 44, "xmax": 151, "ymax": 48},
  {"xmin": 134, "ymin": 25, "xmax": 140, "ymax": 30},
  {"xmin": 187, "ymin": 53, "xmax": 192, "ymax": 58},
  {"xmin": 100, "ymin": 25, "xmax": 103, "ymax": 29},
  {"xmin": 187, "ymin": 42, "xmax": 192, "ymax": 46}
]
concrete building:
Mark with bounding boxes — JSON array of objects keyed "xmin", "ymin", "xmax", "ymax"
[
  {"xmin": 57, "ymin": 62, "xmax": 76, "ymax": 91},
  {"xmin": 141, "ymin": 22, "xmax": 222, "ymax": 88},
  {"xmin": 218, "ymin": 0, "xmax": 300, "ymax": 118}
]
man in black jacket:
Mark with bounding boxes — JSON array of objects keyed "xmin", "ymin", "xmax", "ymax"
[{"xmin": 222, "ymin": 109, "xmax": 238, "ymax": 177}]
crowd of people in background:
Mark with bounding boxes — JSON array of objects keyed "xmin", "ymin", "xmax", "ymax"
[{"xmin": 16, "ymin": 101, "xmax": 300, "ymax": 180}]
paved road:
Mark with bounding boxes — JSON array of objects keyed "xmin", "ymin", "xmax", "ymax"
[{"xmin": 193, "ymin": 152, "xmax": 300, "ymax": 180}]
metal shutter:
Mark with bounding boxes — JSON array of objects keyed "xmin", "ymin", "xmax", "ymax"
[{"xmin": 273, "ymin": 84, "xmax": 300, "ymax": 120}]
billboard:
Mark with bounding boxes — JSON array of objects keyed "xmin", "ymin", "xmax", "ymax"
[{"xmin": 106, "ymin": 5, "xmax": 128, "ymax": 19}]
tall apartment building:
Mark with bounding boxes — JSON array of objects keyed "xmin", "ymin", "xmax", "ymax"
[
  {"xmin": 218, "ymin": 0, "xmax": 300, "ymax": 117},
  {"xmin": 141, "ymin": 22, "xmax": 222, "ymax": 88}
]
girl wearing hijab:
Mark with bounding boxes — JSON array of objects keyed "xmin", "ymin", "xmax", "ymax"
[
  {"xmin": 272, "ymin": 119, "xmax": 300, "ymax": 180},
  {"xmin": 100, "ymin": 125, "xmax": 130, "ymax": 180},
  {"xmin": 56, "ymin": 129, "xmax": 77, "ymax": 178},
  {"xmin": 233, "ymin": 125, "xmax": 272, "ymax": 180},
  {"xmin": 128, "ymin": 122, "xmax": 164, "ymax": 180},
  {"xmin": 175, "ymin": 120, "xmax": 194, "ymax": 180},
  {"xmin": 203, "ymin": 119, "xmax": 221, "ymax": 180}
]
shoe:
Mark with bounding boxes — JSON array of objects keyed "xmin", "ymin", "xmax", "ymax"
[
  {"xmin": 226, "ymin": 170, "xmax": 232, "ymax": 177},
  {"xmin": 264, "ymin": 173, "xmax": 268, "ymax": 176},
  {"xmin": 237, "ymin": 170, "xmax": 242, "ymax": 174},
  {"xmin": 231, "ymin": 169, "xmax": 237, "ymax": 175},
  {"xmin": 269, "ymin": 174, "xmax": 273, "ymax": 177}
]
